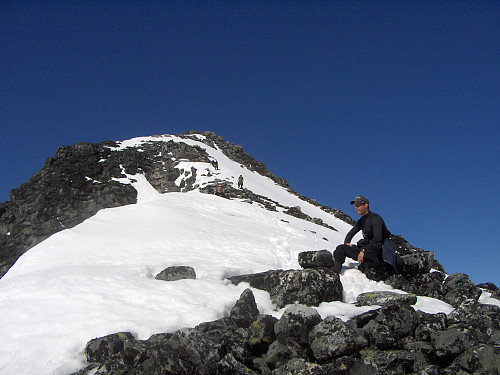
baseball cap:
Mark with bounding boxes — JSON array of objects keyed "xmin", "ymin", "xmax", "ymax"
[{"xmin": 350, "ymin": 195, "xmax": 369, "ymax": 205}]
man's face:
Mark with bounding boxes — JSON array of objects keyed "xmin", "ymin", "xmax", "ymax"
[{"xmin": 354, "ymin": 201, "xmax": 369, "ymax": 216}]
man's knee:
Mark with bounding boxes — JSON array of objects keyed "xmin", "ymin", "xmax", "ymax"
[{"xmin": 334, "ymin": 244, "xmax": 359, "ymax": 262}]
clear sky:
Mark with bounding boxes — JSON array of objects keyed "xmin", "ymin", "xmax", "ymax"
[{"xmin": 1, "ymin": 1, "xmax": 499, "ymax": 285}]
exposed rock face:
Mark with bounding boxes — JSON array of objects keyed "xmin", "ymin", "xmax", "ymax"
[{"xmin": 73, "ymin": 289, "xmax": 500, "ymax": 375}]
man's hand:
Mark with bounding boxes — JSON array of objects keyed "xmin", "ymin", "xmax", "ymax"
[
  {"xmin": 346, "ymin": 243, "xmax": 353, "ymax": 247},
  {"xmin": 357, "ymin": 251, "xmax": 364, "ymax": 263}
]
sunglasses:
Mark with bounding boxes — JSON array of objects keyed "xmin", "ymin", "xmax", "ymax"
[{"xmin": 354, "ymin": 201, "xmax": 367, "ymax": 207}]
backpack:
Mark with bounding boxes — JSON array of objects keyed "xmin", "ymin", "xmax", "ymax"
[{"xmin": 382, "ymin": 238, "xmax": 403, "ymax": 273}]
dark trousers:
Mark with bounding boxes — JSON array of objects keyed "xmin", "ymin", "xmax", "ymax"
[{"xmin": 334, "ymin": 243, "xmax": 382, "ymax": 270}]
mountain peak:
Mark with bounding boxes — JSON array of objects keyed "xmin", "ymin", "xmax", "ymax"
[{"xmin": 0, "ymin": 131, "xmax": 351, "ymax": 278}]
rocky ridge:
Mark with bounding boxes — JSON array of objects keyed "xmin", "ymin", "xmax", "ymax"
[
  {"xmin": 72, "ymin": 253, "xmax": 500, "ymax": 375},
  {"xmin": 0, "ymin": 131, "xmax": 350, "ymax": 278}
]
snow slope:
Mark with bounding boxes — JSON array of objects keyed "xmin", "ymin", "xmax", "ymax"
[{"xmin": 0, "ymin": 134, "xmax": 489, "ymax": 375}]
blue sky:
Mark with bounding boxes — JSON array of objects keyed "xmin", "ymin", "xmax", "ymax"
[{"xmin": 1, "ymin": 1, "xmax": 499, "ymax": 285}]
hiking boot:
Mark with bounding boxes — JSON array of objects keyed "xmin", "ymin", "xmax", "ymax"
[
  {"xmin": 364, "ymin": 267, "xmax": 383, "ymax": 282},
  {"xmin": 333, "ymin": 260, "xmax": 342, "ymax": 274}
]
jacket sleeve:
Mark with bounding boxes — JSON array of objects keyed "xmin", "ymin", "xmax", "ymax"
[
  {"xmin": 368, "ymin": 215, "xmax": 385, "ymax": 245},
  {"xmin": 344, "ymin": 222, "xmax": 360, "ymax": 243}
]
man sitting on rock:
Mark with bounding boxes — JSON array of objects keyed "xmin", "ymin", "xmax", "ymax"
[{"xmin": 333, "ymin": 195, "xmax": 391, "ymax": 281}]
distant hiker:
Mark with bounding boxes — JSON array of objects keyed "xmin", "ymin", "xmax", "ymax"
[
  {"xmin": 333, "ymin": 195, "xmax": 391, "ymax": 281},
  {"xmin": 238, "ymin": 175, "xmax": 244, "ymax": 189},
  {"xmin": 211, "ymin": 160, "xmax": 219, "ymax": 170}
]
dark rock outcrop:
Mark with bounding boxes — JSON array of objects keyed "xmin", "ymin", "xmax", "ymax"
[
  {"xmin": 298, "ymin": 250, "xmax": 334, "ymax": 269},
  {"xmin": 228, "ymin": 268, "xmax": 343, "ymax": 308},
  {"xmin": 74, "ymin": 288, "xmax": 500, "ymax": 375}
]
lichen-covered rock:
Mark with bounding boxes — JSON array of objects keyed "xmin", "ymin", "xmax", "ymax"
[
  {"xmin": 442, "ymin": 273, "xmax": 482, "ymax": 307},
  {"xmin": 455, "ymin": 344, "xmax": 500, "ymax": 374},
  {"xmin": 217, "ymin": 353, "xmax": 258, "ymax": 375},
  {"xmin": 399, "ymin": 251, "xmax": 435, "ymax": 278},
  {"xmin": 359, "ymin": 348, "xmax": 416, "ymax": 374},
  {"xmin": 165, "ymin": 327, "xmax": 222, "ymax": 374},
  {"xmin": 414, "ymin": 311, "xmax": 448, "ymax": 342},
  {"xmin": 308, "ymin": 316, "xmax": 368, "ymax": 363},
  {"xmin": 447, "ymin": 298, "xmax": 500, "ymax": 344},
  {"xmin": 194, "ymin": 317, "xmax": 252, "ymax": 369},
  {"xmin": 228, "ymin": 268, "xmax": 342, "ymax": 308},
  {"xmin": 386, "ymin": 271, "xmax": 446, "ymax": 300},
  {"xmin": 272, "ymin": 358, "xmax": 326, "ymax": 375},
  {"xmin": 265, "ymin": 340, "xmax": 307, "ymax": 370},
  {"xmin": 229, "ymin": 288, "xmax": 260, "ymax": 328},
  {"xmin": 248, "ymin": 314, "xmax": 277, "ymax": 355},
  {"xmin": 355, "ymin": 291, "xmax": 417, "ymax": 307},
  {"xmin": 84, "ymin": 331, "xmax": 135, "ymax": 364},
  {"xmin": 155, "ymin": 265, "xmax": 196, "ymax": 281},
  {"xmin": 274, "ymin": 304, "xmax": 322, "ymax": 347},
  {"xmin": 430, "ymin": 327, "xmax": 466, "ymax": 363},
  {"xmin": 298, "ymin": 250, "xmax": 334, "ymax": 269},
  {"xmin": 362, "ymin": 303, "xmax": 418, "ymax": 350}
]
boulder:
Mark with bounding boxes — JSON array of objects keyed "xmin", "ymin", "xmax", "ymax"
[
  {"xmin": 84, "ymin": 332, "xmax": 135, "ymax": 364},
  {"xmin": 230, "ymin": 288, "xmax": 260, "ymax": 328},
  {"xmin": 274, "ymin": 304, "xmax": 322, "ymax": 347},
  {"xmin": 399, "ymin": 251, "xmax": 435, "ymax": 278},
  {"xmin": 272, "ymin": 358, "xmax": 326, "ymax": 375},
  {"xmin": 442, "ymin": 273, "xmax": 482, "ymax": 307},
  {"xmin": 298, "ymin": 250, "xmax": 334, "ymax": 268},
  {"xmin": 155, "ymin": 266, "xmax": 196, "ymax": 281},
  {"xmin": 455, "ymin": 344, "xmax": 500, "ymax": 374},
  {"xmin": 308, "ymin": 316, "xmax": 368, "ymax": 363},
  {"xmin": 359, "ymin": 348, "xmax": 416, "ymax": 374},
  {"xmin": 228, "ymin": 268, "xmax": 342, "ymax": 308},
  {"xmin": 355, "ymin": 291, "xmax": 417, "ymax": 307},
  {"xmin": 430, "ymin": 327, "xmax": 466, "ymax": 364},
  {"xmin": 265, "ymin": 340, "xmax": 307, "ymax": 370},
  {"xmin": 248, "ymin": 314, "xmax": 277, "ymax": 355},
  {"xmin": 361, "ymin": 303, "xmax": 418, "ymax": 350}
]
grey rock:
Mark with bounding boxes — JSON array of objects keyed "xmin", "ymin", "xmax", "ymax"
[
  {"xmin": 431, "ymin": 327, "xmax": 466, "ymax": 360},
  {"xmin": 228, "ymin": 268, "xmax": 342, "ymax": 308},
  {"xmin": 248, "ymin": 314, "xmax": 278, "ymax": 355},
  {"xmin": 355, "ymin": 291, "xmax": 417, "ymax": 307},
  {"xmin": 84, "ymin": 331, "xmax": 134, "ymax": 364},
  {"xmin": 274, "ymin": 304, "xmax": 322, "ymax": 347},
  {"xmin": 155, "ymin": 265, "xmax": 196, "ymax": 281},
  {"xmin": 217, "ymin": 353, "xmax": 258, "ymax": 375},
  {"xmin": 414, "ymin": 311, "xmax": 448, "ymax": 341},
  {"xmin": 298, "ymin": 250, "xmax": 334, "ymax": 268},
  {"xmin": 272, "ymin": 358, "xmax": 326, "ymax": 375},
  {"xmin": 360, "ymin": 348, "xmax": 416, "ymax": 374},
  {"xmin": 308, "ymin": 316, "xmax": 368, "ymax": 363},
  {"xmin": 442, "ymin": 273, "xmax": 482, "ymax": 307},
  {"xmin": 455, "ymin": 344, "xmax": 500, "ymax": 374},
  {"xmin": 230, "ymin": 288, "xmax": 260, "ymax": 328},
  {"xmin": 362, "ymin": 303, "xmax": 418, "ymax": 350},
  {"xmin": 265, "ymin": 340, "xmax": 307, "ymax": 370}
]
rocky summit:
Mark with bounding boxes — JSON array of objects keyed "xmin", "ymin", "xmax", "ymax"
[
  {"xmin": 0, "ymin": 131, "xmax": 349, "ymax": 278},
  {"xmin": 1, "ymin": 131, "xmax": 499, "ymax": 374}
]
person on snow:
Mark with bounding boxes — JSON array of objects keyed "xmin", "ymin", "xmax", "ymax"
[
  {"xmin": 238, "ymin": 175, "xmax": 244, "ymax": 189},
  {"xmin": 333, "ymin": 195, "xmax": 390, "ymax": 281}
]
